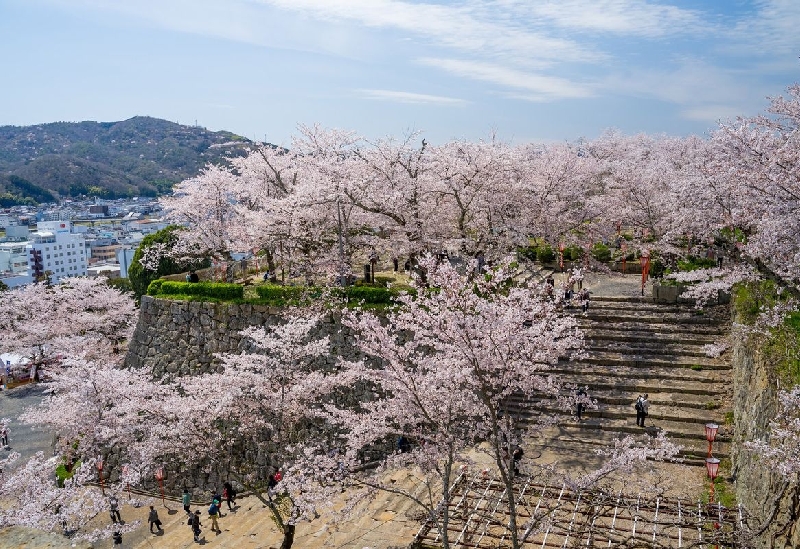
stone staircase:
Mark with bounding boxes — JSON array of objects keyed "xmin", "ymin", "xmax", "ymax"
[{"xmin": 507, "ymin": 294, "xmax": 733, "ymax": 467}]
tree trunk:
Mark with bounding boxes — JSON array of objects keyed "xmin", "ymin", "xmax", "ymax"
[{"xmin": 279, "ymin": 524, "xmax": 295, "ymax": 549}]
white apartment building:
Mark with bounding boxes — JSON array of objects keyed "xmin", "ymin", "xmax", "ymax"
[
  {"xmin": 0, "ymin": 242, "xmax": 31, "ymax": 274},
  {"xmin": 26, "ymin": 221, "xmax": 88, "ymax": 283}
]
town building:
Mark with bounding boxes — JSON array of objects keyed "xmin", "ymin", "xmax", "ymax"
[{"xmin": 25, "ymin": 221, "xmax": 88, "ymax": 283}]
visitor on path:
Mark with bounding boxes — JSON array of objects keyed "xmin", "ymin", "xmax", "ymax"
[
  {"xmin": 223, "ymin": 481, "xmax": 236, "ymax": 511},
  {"xmin": 188, "ymin": 270, "xmax": 199, "ymax": 283},
  {"xmin": 112, "ymin": 531, "xmax": 122, "ymax": 546},
  {"xmin": 579, "ymin": 288, "xmax": 590, "ymax": 313},
  {"xmin": 0, "ymin": 424, "xmax": 8, "ymax": 448},
  {"xmin": 397, "ymin": 435, "xmax": 411, "ymax": 453},
  {"xmin": 208, "ymin": 500, "xmax": 221, "ymax": 533},
  {"xmin": 148, "ymin": 505, "xmax": 163, "ymax": 533},
  {"xmin": 182, "ymin": 488, "xmax": 191, "ymax": 515},
  {"xmin": 512, "ymin": 446, "xmax": 524, "ymax": 475},
  {"xmin": 635, "ymin": 394, "xmax": 650, "ymax": 427},
  {"xmin": 109, "ymin": 495, "xmax": 121, "ymax": 523},
  {"xmin": 576, "ymin": 387, "xmax": 587, "ymax": 420},
  {"xmin": 211, "ymin": 489, "xmax": 224, "ymax": 516},
  {"xmin": 191, "ymin": 510, "xmax": 202, "ymax": 543}
]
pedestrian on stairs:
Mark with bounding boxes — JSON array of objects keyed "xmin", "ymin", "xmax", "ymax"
[
  {"xmin": 635, "ymin": 394, "xmax": 650, "ymax": 427},
  {"xmin": 576, "ymin": 387, "xmax": 587, "ymax": 420}
]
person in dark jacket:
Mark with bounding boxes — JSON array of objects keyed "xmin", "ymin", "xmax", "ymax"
[
  {"xmin": 191, "ymin": 510, "xmax": 202, "ymax": 543},
  {"xmin": 148, "ymin": 505, "xmax": 162, "ymax": 533}
]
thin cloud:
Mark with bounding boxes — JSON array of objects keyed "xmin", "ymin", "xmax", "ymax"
[
  {"xmin": 490, "ymin": 0, "xmax": 708, "ymax": 37},
  {"xmin": 419, "ymin": 58, "xmax": 594, "ymax": 100},
  {"xmin": 257, "ymin": 0, "xmax": 603, "ymax": 66},
  {"xmin": 358, "ymin": 89, "xmax": 469, "ymax": 106}
]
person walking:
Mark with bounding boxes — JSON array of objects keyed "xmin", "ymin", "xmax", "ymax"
[
  {"xmin": 208, "ymin": 500, "xmax": 221, "ymax": 533},
  {"xmin": 579, "ymin": 288, "xmax": 590, "ymax": 313},
  {"xmin": 223, "ymin": 481, "xmax": 235, "ymax": 511},
  {"xmin": 109, "ymin": 495, "xmax": 121, "ymax": 523},
  {"xmin": 635, "ymin": 394, "xmax": 650, "ymax": 427},
  {"xmin": 182, "ymin": 488, "xmax": 191, "ymax": 516},
  {"xmin": 0, "ymin": 425, "xmax": 8, "ymax": 448},
  {"xmin": 148, "ymin": 505, "xmax": 163, "ymax": 533},
  {"xmin": 576, "ymin": 387, "xmax": 587, "ymax": 420},
  {"xmin": 191, "ymin": 510, "xmax": 202, "ymax": 543},
  {"xmin": 211, "ymin": 489, "xmax": 224, "ymax": 517},
  {"xmin": 512, "ymin": 446, "xmax": 524, "ymax": 475}
]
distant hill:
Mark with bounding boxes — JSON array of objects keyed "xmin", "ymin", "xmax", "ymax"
[{"xmin": 0, "ymin": 116, "xmax": 254, "ymax": 205}]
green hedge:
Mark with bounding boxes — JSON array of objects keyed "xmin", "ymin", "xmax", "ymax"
[
  {"xmin": 146, "ymin": 279, "xmax": 165, "ymax": 296},
  {"xmin": 154, "ymin": 281, "xmax": 244, "ymax": 300},
  {"xmin": 536, "ymin": 244, "xmax": 555, "ymax": 263},
  {"xmin": 591, "ymin": 243, "xmax": 612, "ymax": 262},
  {"xmin": 337, "ymin": 285, "xmax": 394, "ymax": 304},
  {"xmin": 256, "ymin": 284, "xmax": 397, "ymax": 305}
]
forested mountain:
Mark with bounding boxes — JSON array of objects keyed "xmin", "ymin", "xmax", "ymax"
[{"xmin": 0, "ymin": 116, "xmax": 254, "ymax": 204}]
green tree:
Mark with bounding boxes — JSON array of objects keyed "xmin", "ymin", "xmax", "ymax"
[{"xmin": 128, "ymin": 225, "xmax": 208, "ymax": 300}]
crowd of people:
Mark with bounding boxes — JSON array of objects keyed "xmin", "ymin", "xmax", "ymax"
[{"xmin": 108, "ymin": 479, "xmax": 244, "ymax": 544}]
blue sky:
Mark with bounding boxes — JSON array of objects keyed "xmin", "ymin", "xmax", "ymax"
[{"xmin": 1, "ymin": 0, "xmax": 798, "ymax": 145}]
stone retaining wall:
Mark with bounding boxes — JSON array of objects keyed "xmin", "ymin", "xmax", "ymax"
[
  {"xmin": 125, "ymin": 296, "xmax": 365, "ymax": 377},
  {"xmin": 732, "ymin": 329, "xmax": 800, "ymax": 548},
  {"xmin": 124, "ymin": 296, "xmax": 379, "ymax": 495}
]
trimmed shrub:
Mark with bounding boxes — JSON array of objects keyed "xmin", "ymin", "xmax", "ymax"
[
  {"xmin": 255, "ymin": 285, "xmax": 312, "ymax": 303},
  {"xmin": 536, "ymin": 244, "xmax": 555, "ymax": 263},
  {"xmin": 516, "ymin": 245, "xmax": 537, "ymax": 261},
  {"xmin": 146, "ymin": 279, "xmax": 165, "ymax": 296},
  {"xmin": 591, "ymin": 242, "xmax": 612, "ymax": 262},
  {"xmin": 565, "ymin": 245, "xmax": 583, "ymax": 261},
  {"xmin": 159, "ymin": 281, "xmax": 244, "ymax": 300},
  {"xmin": 343, "ymin": 285, "xmax": 394, "ymax": 304}
]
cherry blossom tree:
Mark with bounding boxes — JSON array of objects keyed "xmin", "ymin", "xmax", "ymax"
[
  {"xmin": 702, "ymin": 85, "xmax": 800, "ymax": 297},
  {"xmin": 336, "ymin": 257, "xmax": 583, "ymax": 548},
  {"xmin": 122, "ymin": 311, "xmax": 344, "ymax": 549},
  {"xmin": 0, "ymin": 277, "xmax": 137, "ymax": 376},
  {"xmin": 0, "ymin": 450, "xmax": 140, "ymax": 542}
]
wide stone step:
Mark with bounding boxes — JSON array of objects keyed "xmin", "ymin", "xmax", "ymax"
[
  {"xmin": 576, "ymin": 318, "xmax": 727, "ymax": 336},
  {"xmin": 583, "ymin": 340, "xmax": 713, "ymax": 358},
  {"xmin": 509, "ymin": 389, "xmax": 728, "ymax": 411},
  {"xmin": 519, "ymin": 411, "xmax": 731, "ymax": 444},
  {"xmin": 577, "ymin": 310, "xmax": 727, "ymax": 328},
  {"xmin": 582, "ymin": 298, "xmax": 730, "ymax": 317},
  {"xmin": 507, "ymin": 397, "xmax": 726, "ymax": 427},
  {"xmin": 585, "ymin": 328, "xmax": 720, "ymax": 346},
  {"xmin": 573, "ymin": 351, "xmax": 730, "ymax": 371},
  {"xmin": 531, "ymin": 426, "xmax": 730, "ymax": 464},
  {"xmin": 552, "ymin": 360, "xmax": 730, "ymax": 384}
]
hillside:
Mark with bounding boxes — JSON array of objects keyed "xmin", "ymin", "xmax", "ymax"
[{"xmin": 0, "ymin": 116, "xmax": 254, "ymax": 204}]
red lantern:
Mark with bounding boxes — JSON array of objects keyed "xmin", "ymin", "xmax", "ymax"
[
  {"xmin": 154, "ymin": 467, "xmax": 165, "ymax": 506},
  {"xmin": 96, "ymin": 455, "xmax": 105, "ymax": 496},
  {"xmin": 705, "ymin": 422, "xmax": 719, "ymax": 458}
]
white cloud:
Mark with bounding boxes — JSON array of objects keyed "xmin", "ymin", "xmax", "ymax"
[
  {"xmin": 357, "ymin": 89, "xmax": 468, "ymax": 106},
  {"xmin": 726, "ymin": 0, "xmax": 800, "ymax": 59},
  {"xmin": 419, "ymin": 58, "xmax": 594, "ymax": 100},
  {"xmin": 257, "ymin": 0, "xmax": 602, "ymax": 66},
  {"xmin": 489, "ymin": 0, "xmax": 707, "ymax": 37}
]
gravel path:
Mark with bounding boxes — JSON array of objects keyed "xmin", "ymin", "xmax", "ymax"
[{"xmin": 0, "ymin": 383, "xmax": 54, "ymax": 470}]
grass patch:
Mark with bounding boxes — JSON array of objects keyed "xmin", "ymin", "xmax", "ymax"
[
  {"xmin": 690, "ymin": 364, "xmax": 704, "ymax": 371},
  {"xmin": 724, "ymin": 411, "xmax": 734, "ymax": 425},
  {"xmin": 55, "ymin": 459, "xmax": 80, "ymax": 487},
  {"xmin": 733, "ymin": 281, "xmax": 800, "ymax": 386},
  {"xmin": 705, "ymin": 401, "xmax": 720, "ymax": 410}
]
